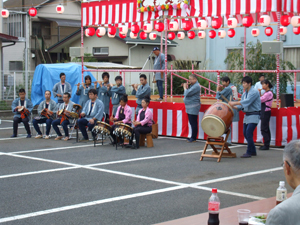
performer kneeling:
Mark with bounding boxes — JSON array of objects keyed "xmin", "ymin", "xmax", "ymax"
[
  {"xmin": 127, "ymin": 96, "xmax": 153, "ymax": 149},
  {"xmin": 110, "ymin": 94, "xmax": 132, "ymax": 145},
  {"xmin": 78, "ymin": 89, "xmax": 104, "ymax": 141},
  {"xmin": 52, "ymin": 93, "xmax": 74, "ymax": 141},
  {"xmin": 11, "ymin": 89, "xmax": 33, "ymax": 138},
  {"xmin": 33, "ymin": 90, "xmax": 57, "ymax": 139},
  {"xmin": 229, "ymin": 76, "xmax": 261, "ymax": 158}
]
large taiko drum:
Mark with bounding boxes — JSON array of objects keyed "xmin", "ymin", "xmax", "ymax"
[{"xmin": 201, "ymin": 102, "xmax": 234, "ymax": 137}]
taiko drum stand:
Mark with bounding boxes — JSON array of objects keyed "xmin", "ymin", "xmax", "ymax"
[{"xmin": 200, "ymin": 130, "xmax": 236, "ymax": 163}]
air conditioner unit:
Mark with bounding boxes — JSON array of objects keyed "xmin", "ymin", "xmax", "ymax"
[
  {"xmin": 262, "ymin": 41, "xmax": 283, "ymax": 54},
  {"xmin": 69, "ymin": 47, "xmax": 84, "ymax": 57}
]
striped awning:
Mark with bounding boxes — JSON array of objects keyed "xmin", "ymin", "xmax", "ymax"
[{"xmin": 81, "ymin": 0, "xmax": 300, "ymax": 27}]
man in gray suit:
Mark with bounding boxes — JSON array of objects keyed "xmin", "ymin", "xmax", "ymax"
[{"xmin": 266, "ymin": 139, "xmax": 300, "ymax": 225}]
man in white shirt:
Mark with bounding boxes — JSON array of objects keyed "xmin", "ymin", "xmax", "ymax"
[
  {"xmin": 254, "ymin": 74, "xmax": 265, "ymax": 96},
  {"xmin": 266, "ymin": 139, "xmax": 300, "ymax": 225}
]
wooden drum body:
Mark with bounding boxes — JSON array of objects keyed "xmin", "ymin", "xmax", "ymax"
[{"xmin": 201, "ymin": 102, "xmax": 234, "ymax": 137}]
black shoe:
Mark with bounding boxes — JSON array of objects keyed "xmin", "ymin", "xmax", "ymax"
[
  {"xmin": 240, "ymin": 153, "xmax": 252, "ymax": 158},
  {"xmin": 251, "ymin": 153, "xmax": 257, "ymax": 156},
  {"xmin": 79, "ymin": 137, "xmax": 89, "ymax": 142},
  {"xmin": 26, "ymin": 134, "xmax": 32, "ymax": 138},
  {"xmin": 11, "ymin": 134, "xmax": 17, "ymax": 138},
  {"xmin": 260, "ymin": 146, "xmax": 269, "ymax": 150},
  {"xmin": 131, "ymin": 144, "xmax": 139, "ymax": 149}
]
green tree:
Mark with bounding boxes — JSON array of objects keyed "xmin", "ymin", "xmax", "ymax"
[
  {"xmin": 71, "ymin": 53, "xmax": 98, "ymax": 62},
  {"xmin": 224, "ymin": 41, "xmax": 295, "ymax": 96}
]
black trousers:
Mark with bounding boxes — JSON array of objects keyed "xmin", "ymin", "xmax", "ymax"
[
  {"xmin": 129, "ymin": 126, "xmax": 152, "ymax": 148},
  {"xmin": 188, "ymin": 114, "xmax": 198, "ymax": 140},
  {"xmin": 104, "ymin": 113, "xmax": 110, "ymax": 124},
  {"xmin": 13, "ymin": 117, "xmax": 31, "ymax": 135},
  {"xmin": 261, "ymin": 111, "xmax": 271, "ymax": 147}
]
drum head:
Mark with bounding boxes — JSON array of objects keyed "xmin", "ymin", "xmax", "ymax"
[
  {"xmin": 69, "ymin": 112, "xmax": 79, "ymax": 119},
  {"xmin": 201, "ymin": 115, "xmax": 226, "ymax": 137}
]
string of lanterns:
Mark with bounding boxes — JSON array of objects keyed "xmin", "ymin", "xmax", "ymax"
[
  {"xmin": 83, "ymin": 14, "xmax": 300, "ymax": 41},
  {"xmin": 1, "ymin": 4, "xmax": 65, "ymax": 18}
]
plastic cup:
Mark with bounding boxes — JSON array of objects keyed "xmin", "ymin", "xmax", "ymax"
[{"xmin": 237, "ymin": 209, "xmax": 251, "ymax": 224}]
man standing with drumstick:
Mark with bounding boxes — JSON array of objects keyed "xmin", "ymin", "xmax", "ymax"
[
  {"xmin": 153, "ymin": 47, "xmax": 165, "ymax": 101},
  {"xmin": 216, "ymin": 76, "xmax": 239, "ymax": 145},
  {"xmin": 229, "ymin": 76, "xmax": 261, "ymax": 158},
  {"xmin": 183, "ymin": 74, "xmax": 201, "ymax": 143},
  {"xmin": 131, "ymin": 74, "xmax": 151, "ymax": 114}
]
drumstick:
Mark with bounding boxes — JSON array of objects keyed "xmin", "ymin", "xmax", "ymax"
[{"xmin": 221, "ymin": 95, "xmax": 229, "ymax": 103}]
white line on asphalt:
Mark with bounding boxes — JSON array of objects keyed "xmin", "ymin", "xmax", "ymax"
[
  {"xmin": 0, "ymin": 167, "xmax": 78, "ymax": 179},
  {"xmin": 191, "ymin": 167, "xmax": 283, "ymax": 186},
  {"xmin": 192, "ymin": 185, "xmax": 265, "ymax": 200},
  {"xmin": 0, "ymin": 186, "xmax": 186, "ymax": 223},
  {"xmin": 10, "ymin": 144, "xmax": 95, "ymax": 154},
  {"xmin": 0, "ymin": 136, "xmax": 27, "ymax": 141},
  {"xmin": 1, "ymin": 120, "xmax": 13, "ymax": 123},
  {"xmin": 158, "ymin": 136, "xmax": 207, "ymax": 143}
]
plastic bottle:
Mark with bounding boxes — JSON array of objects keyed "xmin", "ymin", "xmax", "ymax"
[
  {"xmin": 208, "ymin": 188, "xmax": 220, "ymax": 225},
  {"xmin": 276, "ymin": 181, "xmax": 287, "ymax": 205}
]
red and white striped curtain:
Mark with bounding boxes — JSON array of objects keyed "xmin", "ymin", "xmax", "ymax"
[{"xmin": 81, "ymin": 0, "xmax": 300, "ymax": 27}]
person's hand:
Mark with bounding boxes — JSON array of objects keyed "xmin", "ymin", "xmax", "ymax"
[
  {"xmin": 131, "ymin": 84, "xmax": 135, "ymax": 88},
  {"xmin": 232, "ymin": 106, "xmax": 238, "ymax": 110},
  {"xmin": 47, "ymin": 110, "xmax": 53, "ymax": 115},
  {"xmin": 99, "ymin": 82, "xmax": 103, "ymax": 88},
  {"xmin": 183, "ymin": 83, "xmax": 188, "ymax": 89},
  {"xmin": 56, "ymin": 111, "xmax": 59, "ymax": 115},
  {"xmin": 107, "ymin": 85, "xmax": 110, "ymax": 91},
  {"xmin": 16, "ymin": 106, "xmax": 22, "ymax": 110},
  {"xmin": 110, "ymin": 83, "xmax": 114, "ymax": 88},
  {"xmin": 80, "ymin": 112, "xmax": 85, "ymax": 117},
  {"xmin": 77, "ymin": 83, "xmax": 80, "ymax": 87},
  {"xmin": 57, "ymin": 94, "xmax": 62, "ymax": 97},
  {"xmin": 228, "ymin": 101, "xmax": 235, "ymax": 107},
  {"xmin": 82, "ymin": 82, "xmax": 86, "ymax": 89},
  {"xmin": 109, "ymin": 115, "xmax": 114, "ymax": 122},
  {"xmin": 89, "ymin": 119, "xmax": 94, "ymax": 124},
  {"xmin": 217, "ymin": 86, "xmax": 223, "ymax": 92},
  {"xmin": 94, "ymin": 81, "xmax": 98, "ymax": 87}
]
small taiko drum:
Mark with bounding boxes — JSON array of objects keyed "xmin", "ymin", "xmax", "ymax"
[
  {"xmin": 201, "ymin": 102, "xmax": 234, "ymax": 137},
  {"xmin": 92, "ymin": 121, "xmax": 112, "ymax": 136},
  {"xmin": 114, "ymin": 123, "xmax": 133, "ymax": 139}
]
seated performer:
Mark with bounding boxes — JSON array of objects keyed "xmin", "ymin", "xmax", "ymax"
[
  {"xmin": 183, "ymin": 74, "xmax": 201, "ymax": 143},
  {"xmin": 52, "ymin": 92, "xmax": 74, "ymax": 141},
  {"xmin": 78, "ymin": 89, "xmax": 104, "ymax": 141},
  {"xmin": 11, "ymin": 88, "xmax": 33, "ymax": 138},
  {"xmin": 76, "ymin": 75, "xmax": 94, "ymax": 107},
  {"xmin": 127, "ymin": 96, "xmax": 153, "ymax": 149},
  {"xmin": 229, "ymin": 76, "xmax": 261, "ymax": 158},
  {"xmin": 216, "ymin": 76, "xmax": 239, "ymax": 145},
  {"xmin": 131, "ymin": 74, "xmax": 151, "ymax": 114},
  {"xmin": 110, "ymin": 76, "xmax": 126, "ymax": 116},
  {"xmin": 53, "ymin": 73, "xmax": 72, "ymax": 103},
  {"xmin": 95, "ymin": 72, "xmax": 111, "ymax": 124},
  {"xmin": 32, "ymin": 90, "xmax": 57, "ymax": 139},
  {"xmin": 110, "ymin": 94, "xmax": 132, "ymax": 145}
]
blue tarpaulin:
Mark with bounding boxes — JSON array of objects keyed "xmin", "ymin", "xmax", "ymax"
[{"xmin": 31, "ymin": 63, "xmax": 96, "ymax": 106}]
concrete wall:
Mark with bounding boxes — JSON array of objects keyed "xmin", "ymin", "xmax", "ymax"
[{"xmin": 2, "ymin": 43, "xmax": 25, "ymax": 72}]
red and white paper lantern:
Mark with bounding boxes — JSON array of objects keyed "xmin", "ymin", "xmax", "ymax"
[
  {"xmin": 211, "ymin": 17, "xmax": 222, "ymax": 29},
  {"xmin": 227, "ymin": 18, "xmax": 237, "ymax": 29},
  {"xmin": 182, "ymin": 20, "xmax": 193, "ymax": 31},
  {"xmin": 155, "ymin": 22, "xmax": 164, "ymax": 32},
  {"xmin": 188, "ymin": 31, "xmax": 196, "ymax": 39},
  {"xmin": 291, "ymin": 16, "xmax": 300, "ymax": 27},
  {"xmin": 177, "ymin": 32, "xmax": 185, "ymax": 40},
  {"xmin": 28, "ymin": 7, "xmax": 37, "ymax": 17},
  {"xmin": 96, "ymin": 27, "xmax": 106, "ymax": 37},
  {"xmin": 119, "ymin": 25, "xmax": 128, "ymax": 35},
  {"xmin": 130, "ymin": 32, "xmax": 138, "ymax": 39},
  {"xmin": 265, "ymin": 27, "xmax": 273, "ymax": 36},
  {"xmin": 293, "ymin": 27, "xmax": 300, "ymax": 35},
  {"xmin": 169, "ymin": 21, "xmax": 179, "ymax": 31},
  {"xmin": 280, "ymin": 14, "xmax": 290, "ymax": 27},
  {"xmin": 259, "ymin": 15, "xmax": 271, "ymax": 26},
  {"xmin": 149, "ymin": 32, "xmax": 157, "ymax": 40},
  {"xmin": 85, "ymin": 28, "xmax": 95, "ymax": 37},
  {"xmin": 168, "ymin": 32, "xmax": 176, "ymax": 40},
  {"xmin": 131, "ymin": 24, "xmax": 140, "ymax": 34},
  {"xmin": 1, "ymin": 9, "xmax": 9, "ymax": 18},
  {"xmin": 227, "ymin": 29, "xmax": 235, "ymax": 38},
  {"xmin": 218, "ymin": 30, "xmax": 226, "ymax": 39},
  {"xmin": 197, "ymin": 20, "xmax": 207, "ymax": 30},
  {"xmin": 56, "ymin": 4, "xmax": 64, "ymax": 14},
  {"xmin": 119, "ymin": 33, "xmax": 127, "ymax": 39},
  {"xmin": 243, "ymin": 15, "xmax": 253, "ymax": 28},
  {"xmin": 198, "ymin": 31, "xmax": 206, "ymax": 39},
  {"xmin": 280, "ymin": 26, "xmax": 287, "ymax": 35},
  {"xmin": 143, "ymin": 23, "xmax": 153, "ymax": 33},
  {"xmin": 140, "ymin": 32, "xmax": 147, "ymax": 40},
  {"xmin": 108, "ymin": 26, "xmax": 117, "ymax": 35},
  {"xmin": 208, "ymin": 30, "xmax": 216, "ymax": 39},
  {"xmin": 108, "ymin": 33, "xmax": 116, "ymax": 38},
  {"xmin": 251, "ymin": 28, "xmax": 260, "ymax": 37}
]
